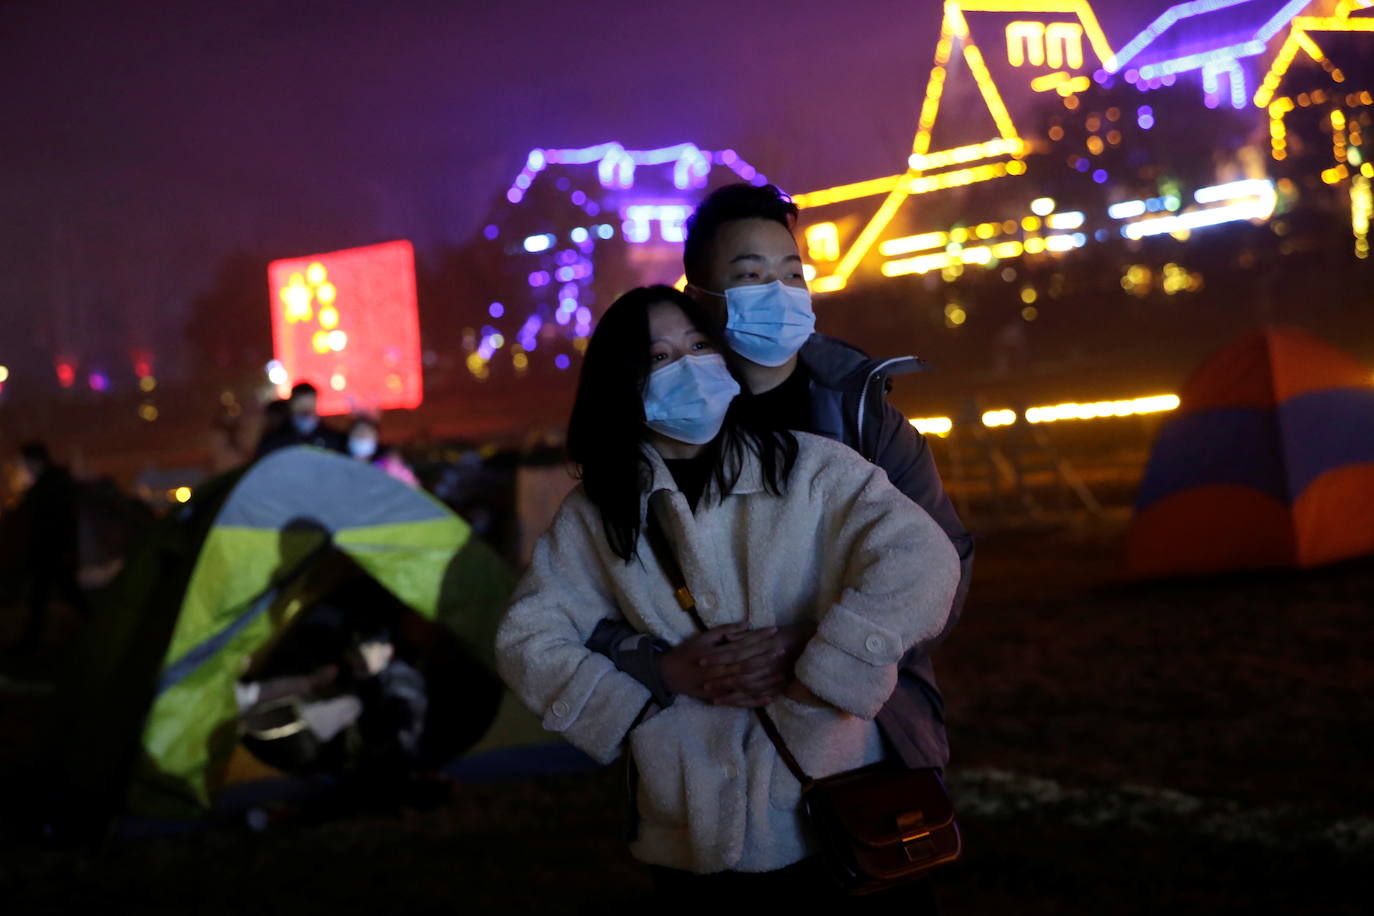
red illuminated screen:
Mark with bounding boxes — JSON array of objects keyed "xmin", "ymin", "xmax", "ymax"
[{"xmin": 268, "ymin": 240, "xmax": 422, "ymax": 416}]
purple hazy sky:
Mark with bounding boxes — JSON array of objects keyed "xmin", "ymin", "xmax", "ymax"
[{"xmin": 1, "ymin": 0, "xmax": 1166, "ymax": 382}]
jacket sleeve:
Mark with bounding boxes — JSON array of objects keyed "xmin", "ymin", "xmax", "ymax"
[
  {"xmin": 494, "ymin": 498, "xmax": 652, "ymax": 764},
  {"xmin": 793, "ymin": 458, "xmax": 960, "ymax": 719},
  {"xmin": 871, "ymin": 399, "xmax": 973, "ymax": 650}
]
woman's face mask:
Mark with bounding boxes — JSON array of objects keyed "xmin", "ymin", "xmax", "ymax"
[
  {"xmin": 348, "ymin": 436, "xmax": 378, "ymax": 460},
  {"xmin": 697, "ymin": 281, "xmax": 816, "ymax": 367},
  {"xmin": 642, "ymin": 353, "xmax": 741, "ymax": 445}
]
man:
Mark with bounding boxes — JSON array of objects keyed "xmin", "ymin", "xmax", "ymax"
[
  {"xmin": 254, "ymin": 382, "xmax": 347, "ymax": 458},
  {"xmin": 14, "ymin": 442, "xmax": 89, "ymax": 649},
  {"xmin": 588, "ymin": 183, "xmax": 972, "ymax": 773}
]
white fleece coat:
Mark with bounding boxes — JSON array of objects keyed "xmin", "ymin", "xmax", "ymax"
[{"xmin": 495, "ymin": 433, "xmax": 960, "ymax": 874}]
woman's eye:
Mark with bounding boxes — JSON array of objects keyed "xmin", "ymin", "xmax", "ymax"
[{"xmin": 691, "ymin": 341, "xmax": 709, "ymax": 350}]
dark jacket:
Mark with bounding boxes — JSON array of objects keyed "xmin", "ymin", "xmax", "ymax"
[
  {"xmin": 798, "ymin": 333, "xmax": 973, "ymax": 768},
  {"xmin": 21, "ymin": 467, "xmax": 82, "ymax": 567},
  {"xmin": 254, "ymin": 424, "xmax": 348, "ymax": 460}
]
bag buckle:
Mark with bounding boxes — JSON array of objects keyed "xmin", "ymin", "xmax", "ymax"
[{"xmin": 897, "ymin": 811, "xmax": 935, "ymax": 861}]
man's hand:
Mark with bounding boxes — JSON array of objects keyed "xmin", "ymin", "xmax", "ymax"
[
  {"xmin": 699, "ymin": 622, "xmax": 817, "ymax": 708},
  {"xmin": 659, "ymin": 624, "xmax": 767, "ymax": 700}
]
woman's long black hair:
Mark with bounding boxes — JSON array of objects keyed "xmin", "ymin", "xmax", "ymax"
[{"xmin": 566, "ymin": 285, "xmax": 798, "ymax": 563}]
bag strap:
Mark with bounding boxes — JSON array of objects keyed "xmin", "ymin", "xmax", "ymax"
[
  {"xmin": 641, "ymin": 498, "xmax": 709, "ymax": 632},
  {"xmin": 643, "ymin": 491, "xmax": 815, "ymax": 789}
]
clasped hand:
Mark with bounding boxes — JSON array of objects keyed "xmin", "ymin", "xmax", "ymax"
[{"xmin": 658, "ymin": 622, "xmax": 822, "ymax": 708}]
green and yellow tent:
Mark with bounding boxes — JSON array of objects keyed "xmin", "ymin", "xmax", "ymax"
[{"xmin": 42, "ymin": 446, "xmax": 532, "ymax": 830}]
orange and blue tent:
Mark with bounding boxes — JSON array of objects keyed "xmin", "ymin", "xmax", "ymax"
[{"xmin": 1125, "ymin": 326, "xmax": 1374, "ymax": 579}]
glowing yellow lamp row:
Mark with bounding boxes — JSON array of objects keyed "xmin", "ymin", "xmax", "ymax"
[{"xmin": 906, "ymin": 394, "xmax": 1182, "ymax": 435}]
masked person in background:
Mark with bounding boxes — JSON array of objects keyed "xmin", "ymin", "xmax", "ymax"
[
  {"xmin": 497, "ymin": 285, "xmax": 957, "ymax": 908},
  {"xmin": 255, "ymin": 382, "xmax": 347, "ymax": 459},
  {"xmin": 347, "ymin": 416, "xmax": 419, "ymax": 488},
  {"xmin": 587, "ymin": 185, "xmax": 973, "ymax": 798}
]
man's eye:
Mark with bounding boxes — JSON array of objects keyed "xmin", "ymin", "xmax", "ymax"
[{"xmin": 691, "ymin": 341, "xmax": 710, "ymax": 350}]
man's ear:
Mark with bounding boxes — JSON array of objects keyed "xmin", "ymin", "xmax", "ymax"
[{"xmin": 685, "ymin": 284, "xmax": 727, "ymax": 326}]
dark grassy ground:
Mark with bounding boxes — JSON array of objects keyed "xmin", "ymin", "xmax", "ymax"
[{"xmin": 2, "ymin": 514, "xmax": 1369, "ymax": 914}]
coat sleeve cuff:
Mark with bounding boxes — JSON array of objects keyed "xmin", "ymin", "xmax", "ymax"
[
  {"xmin": 794, "ymin": 618, "xmax": 900, "ymax": 720},
  {"xmin": 540, "ymin": 661, "xmax": 652, "ymax": 764}
]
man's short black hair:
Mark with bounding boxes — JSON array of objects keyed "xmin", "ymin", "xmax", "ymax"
[
  {"xmin": 289, "ymin": 382, "xmax": 318, "ymax": 400},
  {"xmin": 683, "ymin": 183, "xmax": 799, "ymax": 287}
]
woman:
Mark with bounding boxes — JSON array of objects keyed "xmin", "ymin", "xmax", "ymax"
[
  {"xmin": 495, "ymin": 286, "xmax": 959, "ymax": 901},
  {"xmin": 346, "ymin": 415, "xmax": 418, "ymax": 488}
]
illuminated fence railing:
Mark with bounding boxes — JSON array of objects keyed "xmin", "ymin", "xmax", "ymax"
[
  {"xmin": 910, "ymin": 416, "xmax": 954, "ymax": 437},
  {"xmin": 981, "ymin": 409, "xmax": 1017, "ymax": 427},
  {"xmin": 907, "ymin": 394, "xmax": 1181, "ymax": 435},
  {"xmin": 1024, "ymin": 394, "xmax": 1181, "ymax": 423}
]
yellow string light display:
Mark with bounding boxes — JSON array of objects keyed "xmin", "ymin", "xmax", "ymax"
[
  {"xmin": 1254, "ymin": 15, "xmax": 1374, "ymax": 109},
  {"xmin": 792, "ymin": 0, "xmax": 1115, "ymax": 294}
]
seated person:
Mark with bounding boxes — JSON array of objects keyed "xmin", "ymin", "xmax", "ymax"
[{"xmin": 346, "ymin": 621, "xmax": 428, "ymax": 777}]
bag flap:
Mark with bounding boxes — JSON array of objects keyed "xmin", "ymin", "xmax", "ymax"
[{"xmin": 805, "ymin": 764, "xmax": 956, "ymax": 848}]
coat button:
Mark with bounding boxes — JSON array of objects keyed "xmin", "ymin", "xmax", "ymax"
[
  {"xmin": 725, "ymin": 764, "xmax": 738, "ymax": 779},
  {"xmin": 865, "ymin": 635, "xmax": 885, "ymax": 654},
  {"xmin": 697, "ymin": 594, "xmax": 715, "ymax": 611},
  {"xmin": 551, "ymin": 700, "xmax": 570, "ymax": 718}
]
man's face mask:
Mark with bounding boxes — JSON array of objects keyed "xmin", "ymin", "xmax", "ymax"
[
  {"xmin": 642, "ymin": 353, "xmax": 741, "ymax": 445},
  {"xmin": 696, "ymin": 281, "xmax": 816, "ymax": 367},
  {"xmin": 292, "ymin": 414, "xmax": 320, "ymax": 435}
]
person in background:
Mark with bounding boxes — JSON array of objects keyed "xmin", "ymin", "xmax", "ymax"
[
  {"xmin": 12, "ymin": 442, "xmax": 89, "ymax": 650},
  {"xmin": 254, "ymin": 383, "xmax": 347, "ymax": 458},
  {"xmin": 588, "ymin": 183, "xmax": 973, "ymax": 784},
  {"xmin": 346, "ymin": 416, "xmax": 419, "ymax": 487}
]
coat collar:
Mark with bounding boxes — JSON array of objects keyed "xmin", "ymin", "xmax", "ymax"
[{"xmin": 641, "ymin": 437, "xmax": 767, "ymax": 509}]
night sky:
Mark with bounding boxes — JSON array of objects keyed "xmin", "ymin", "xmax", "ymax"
[{"xmin": 2, "ymin": 0, "xmax": 1166, "ymax": 382}]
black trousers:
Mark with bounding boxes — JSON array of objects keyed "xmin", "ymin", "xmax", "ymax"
[{"xmin": 650, "ymin": 857, "xmax": 938, "ymax": 915}]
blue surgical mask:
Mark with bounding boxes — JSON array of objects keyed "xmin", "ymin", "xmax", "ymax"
[
  {"xmin": 292, "ymin": 414, "xmax": 319, "ymax": 435},
  {"xmin": 710, "ymin": 281, "xmax": 816, "ymax": 367},
  {"xmin": 642, "ymin": 353, "xmax": 741, "ymax": 445},
  {"xmin": 349, "ymin": 436, "xmax": 378, "ymax": 460}
]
